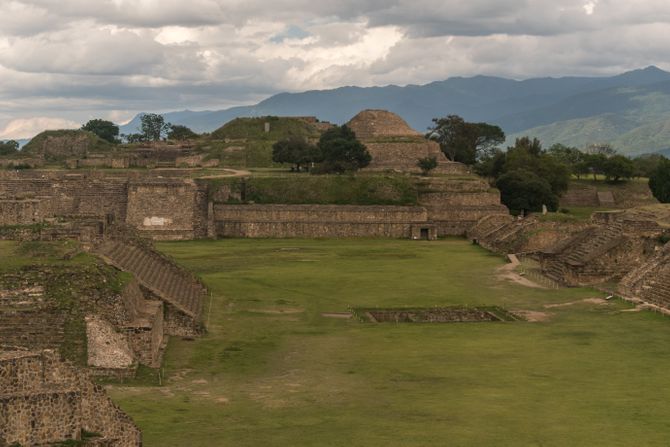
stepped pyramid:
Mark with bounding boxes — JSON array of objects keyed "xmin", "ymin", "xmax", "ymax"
[{"xmin": 346, "ymin": 110, "xmax": 467, "ymax": 174}]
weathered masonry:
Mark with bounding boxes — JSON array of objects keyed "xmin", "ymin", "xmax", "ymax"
[
  {"xmin": 0, "ymin": 349, "xmax": 141, "ymax": 446},
  {"xmin": 0, "ymin": 170, "xmax": 507, "ymax": 240}
]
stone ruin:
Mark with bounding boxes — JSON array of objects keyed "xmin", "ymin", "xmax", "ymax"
[
  {"xmin": 346, "ymin": 109, "xmax": 468, "ymax": 175},
  {"xmin": 469, "ymin": 205, "xmax": 670, "ymax": 311},
  {"xmin": 0, "ymin": 348, "xmax": 141, "ymax": 446}
]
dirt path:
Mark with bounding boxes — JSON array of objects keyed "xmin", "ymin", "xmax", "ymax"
[
  {"xmin": 197, "ymin": 169, "xmax": 252, "ymax": 179},
  {"xmin": 496, "ymin": 254, "xmax": 546, "ymax": 289}
]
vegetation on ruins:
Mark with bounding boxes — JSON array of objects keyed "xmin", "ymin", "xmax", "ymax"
[
  {"xmin": 649, "ymin": 157, "xmax": 670, "ymax": 203},
  {"xmin": 210, "ymin": 175, "xmax": 419, "ymax": 205},
  {"xmin": 416, "ymin": 156, "xmax": 438, "ymax": 175},
  {"xmin": 0, "ymin": 140, "xmax": 19, "ymax": 156},
  {"xmin": 81, "ymin": 119, "xmax": 120, "ymax": 144},
  {"xmin": 477, "ymin": 137, "xmax": 569, "ymax": 214},
  {"xmin": 167, "ymin": 124, "xmax": 198, "ymax": 141},
  {"xmin": 22, "ymin": 129, "xmax": 113, "ymax": 161},
  {"xmin": 426, "ymin": 115, "xmax": 505, "ymax": 165},
  {"xmin": 316, "ymin": 125, "xmax": 371, "ymax": 173},
  {"xmin": 271, "ymin": 136, "xmax": 320, "ymax": 172}
]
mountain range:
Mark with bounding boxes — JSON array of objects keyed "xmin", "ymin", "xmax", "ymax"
[{"xmin": 121, "ymin": 66, "xmax": 670, "ymax": 156}]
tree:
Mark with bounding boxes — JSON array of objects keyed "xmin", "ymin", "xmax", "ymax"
[
  {"xmin": 272, "ymin": 136, "xmax": 321, "ymax": 172},
  {"xmin": 426, "ymin": 115, "xmax": 504, "ymax": 165},
  {"xmin": 474, "ymin": 149, "xmax": 506, "ymax": 179},
  {"xmin": 140, "ymin": 113, "xmax": 170, "ymax": 142},
  {"xmin": 317, "ymin": 125, "xmax": 371, "ymax": 173},
  {"xmin": 602, "ymin": 155, "xmax": 634, "ymax": 182},
  {"xmin": 167, "ymin": 124, "xmax": 198, "ymax": 141},
  {"xmin": 0, "ymin": 140, "xmax": 19, "ymax": 156},
  {"xmin": 633, "ymin": 154, "xmax": 666, "ymax": 178},
  {"xmin": 504, "ymin": 137, "xmax": 570, "ymax": 196},
  {"xmin": 417, "ymin": 156, "xmax": 438, "ymax": 175},
  {"xmin": 81, "ymin": 119, "xmax": 119, "ymax": 143},
  {"xmin": 496, "ymin": 169, "xmax": 559, "ymax": 215},
  {"xmin": 649, "ymin": 158, "xmax": 670, "ymax": 203},
  {"xmin": 548, "ymin": 143, "xmax": 584, "ymax": 177}
]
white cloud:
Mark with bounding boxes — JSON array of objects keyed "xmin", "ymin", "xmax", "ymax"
[
  {"xmin": 0, "ymin": 117, "xmax": 81, "ymax": 139},
  {"xmin": 1, "ymin": 0, "xmax": 670, "ymax": 138}
]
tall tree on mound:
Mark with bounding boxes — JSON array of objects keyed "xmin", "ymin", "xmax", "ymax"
[
  {"xmin": 427, "ymin": 115, "xmax": 504, "ymax": 165},
  {"xmin": 81, "ymin": 119, "xmax": 119, "ymax": 143},
  {"xmin": 649, "ymin": 157, "xmax": 670, "ymax": 203},
  {"xmin": 272, "ymin": 136, "xmax": 321, "ymax": 172},
  {"xmin": 317, "ymin": 125, "xmax": 371, "ymax": 173},
  {"xmin": 141, "ymin": 113, "xmax": 170, "ymax": 141}
]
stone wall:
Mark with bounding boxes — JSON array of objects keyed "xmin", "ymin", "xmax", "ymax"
[
  {"xmin": 126, "ymin": 180, "xmax": 206, "ymax": 240},
  {"xmin": 0, "ymin": 349, "xmax": 141, "ymax": 446},
  {"xmin": 0, "ymin": 200, "xmax": 40, "ymax": 225},
  {"xmin": 213, "ymin": 204, "xmax": 429, "ymax": 238}
]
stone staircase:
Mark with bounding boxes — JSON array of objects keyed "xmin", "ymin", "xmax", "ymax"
[
  {"xmin": 542, "ymin": 222, "xmax": 625, "ymax": 284},
  {"xmin": 95, "ymin": 241, "xmax": 205, "ymax": 323},
  {"xmin": 619, "ymin": 244, "xmax": 670, "ymax": 308}
]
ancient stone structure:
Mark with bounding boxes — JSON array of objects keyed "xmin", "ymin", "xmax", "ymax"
[
  {"xmin": 0, "ymin": 168, "xmax": 507, "ymax": 239},
  {"xmin": 620, "ymin": 241, "xmax": 670, "ymax": 308},
  {"xmin": 0, "ymin": 262, "xmax": 167, "ymax": 375},
  {"xmin": 95, "ymin": 239, "xmax": 206, "ymax": 336},
  {"xmin": 346, "ymin": 110, "xmax": 468, "ymax": 175},
  {"xmin": 0, "ymin": 348, "xmax": 141, "ymax": 446},
  {"xmin": 214, "ymin": 204, "xmax": 434, "ymax": 239},
  {"xmin": 536, "ymin": 208, "xmax": 669, "ymax": 286}
]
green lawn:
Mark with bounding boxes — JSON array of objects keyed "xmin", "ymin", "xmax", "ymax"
[{"xmin": 108, "ymin": 239, "xmax": 670, "ymax": 446}]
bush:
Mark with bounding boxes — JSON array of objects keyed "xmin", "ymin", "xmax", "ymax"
[
  {"xmin": 649, "ymin": 157, "xmax": 670, "ymax": 203},
  {"xmin": 417, "ymin": 156, "xmax": 438, "ymax": 175},
  {"xmin": 496, "ymin": 169, "xmax": 558, "ymax": 215}
]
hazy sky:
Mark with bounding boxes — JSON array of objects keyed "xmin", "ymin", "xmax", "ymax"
[{"xmin": 1, "ymin": 0, "xmax": 670, "ymax": 139}]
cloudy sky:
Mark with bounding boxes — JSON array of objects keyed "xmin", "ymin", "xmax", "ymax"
[{"xmin": 1, "ymin": 0, "xmax": 670, "ymax": 139}]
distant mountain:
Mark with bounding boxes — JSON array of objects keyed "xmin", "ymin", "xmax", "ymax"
[{"xmin": 120, "ymin": 66, "xmax": 670, "ymax": 155}]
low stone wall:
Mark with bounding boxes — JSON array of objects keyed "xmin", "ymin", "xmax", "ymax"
[{"xmin": 213, "ymin": 204, "xmax": 429, "ymax": 238}]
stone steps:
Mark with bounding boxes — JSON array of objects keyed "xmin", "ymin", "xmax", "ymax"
[{"xmin": 97, "ymin": 241, "xmax": 205, "ymax": 320}]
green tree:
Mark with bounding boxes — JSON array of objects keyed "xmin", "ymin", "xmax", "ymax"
[
  {"xmin": 417, "ymin": 156, "xmax": 438, "ymax": 175},
  {"xmin": 504, "ymin": 137, "xmax": 569, "ymax": 196},
  {"xmin": 474, "ymin": 149, "xmax": 506, "ymax": 179},
  {"xmin": 167, "ymin": 124, "xmax": 198, "ymax": 141},
  {"xmin": 602, "ymin": 155, "xmax": 634, "ymax": 182},
  {"xmin": 0, "ymin": 140, "xmax": 19, "ymax": 156},
  {"xmin": 548, "ymin": 143, "xmax": 584, "ymax": 177},
  {"xmin": 496, "ymin": 169, "xmax": 559, "ymax": 215},
  {"xmin": 317, "ymin": 125, "xmax": 371, "ymax": 173},
  {"xmin": 426, "ymin": 115, "xmax": 505, "ymax": 165},
  {"xmin": 649, "ymin": 157, "xmax": 670, "ymax": 203},
  {"xmin": 633, "ymin": 154, "xmax": 666, "ymax": 178},
  {"xmin": 140, "ymin": 113, "xmax": 170, "ymax": 142},
  {"xmin": 272, "ymin": 136, "xmax": 321, "ymax": 172},
  {"xmin": 81, "ymin": 119, "xmax": 119, "ymax": 143}
]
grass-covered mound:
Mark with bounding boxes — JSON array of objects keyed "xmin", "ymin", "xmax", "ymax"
[
  {"xmin": 208, "ymin": 175, "xmax": 419, "ymax": 205},
  {"xmin": 201, "ymin": 117, "xmax": 322, "ymax": 168},
  {"xmin": 22, "ymin": 129, "xmax": 114, "ymax": 161},
  {"xmin": 210, "ymin": 116, "xmax": 320, "ymax": 141},
  {"xmin": 111, "ymin": 238, "xmax": 670, "ymax": 446}
]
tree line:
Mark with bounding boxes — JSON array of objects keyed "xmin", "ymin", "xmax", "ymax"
[{"xmin": 425, "ymin": 114, "xmax": 670, "ymax": 213}]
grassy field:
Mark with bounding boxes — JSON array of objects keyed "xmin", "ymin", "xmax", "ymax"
[{"xmin": 108, "ymin": 239, "xmax": 670, "ymax": 446}]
